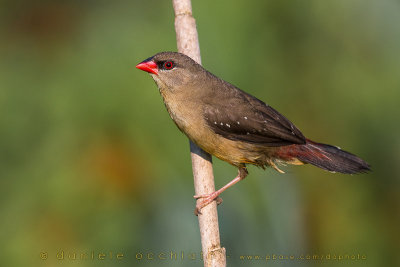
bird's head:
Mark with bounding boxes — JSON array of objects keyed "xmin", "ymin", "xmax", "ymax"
[{"xmin": 136, "ymin": 52, "xmax": 205, "ymax": 91}]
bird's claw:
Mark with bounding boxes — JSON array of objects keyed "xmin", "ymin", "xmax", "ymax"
[{"xmin": 193, "ymin": 193, "xmax": 223, "ymax": 216}]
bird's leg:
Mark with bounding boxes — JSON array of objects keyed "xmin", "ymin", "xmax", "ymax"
[{"xmin": 194, "ymin": 167, "xmax": 248, "ymax": 215}]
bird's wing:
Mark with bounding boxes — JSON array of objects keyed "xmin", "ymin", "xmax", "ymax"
[{"xmin": 203, "ymin": 90, "xmax": 306, "ymax": 146}]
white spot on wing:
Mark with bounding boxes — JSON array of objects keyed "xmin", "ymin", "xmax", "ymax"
[
  {"xmin": 220, "ymin": 122, "xmax": 223, "ymax": 125},
  {"xmin": 237, "ymin": 121, "xmax": 240, "ymax": 125},
  {"xmin": 214, "ymin": 121, "xmax": 217, "ymax": 124},
  {"xmin": 244, "ymin": 116, "xmax": 248, "ymax": 120},
  {"xmin": 226, "ymin": 124, "xmax": 230, "ymax": 128}
]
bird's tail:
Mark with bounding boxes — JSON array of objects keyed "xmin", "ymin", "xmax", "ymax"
[{"xmin": 275, "ymin": 139, "xmax": 370, "ymax": 174}]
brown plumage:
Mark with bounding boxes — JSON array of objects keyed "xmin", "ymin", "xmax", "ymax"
[{"xmin": 136, "ymin": 52, "xmax": 370, "ymax": 214}]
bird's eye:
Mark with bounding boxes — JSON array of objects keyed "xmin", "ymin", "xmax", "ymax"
[{"xmin": 163, "ymin": 61, "xmax": 174, "ymax": 70}]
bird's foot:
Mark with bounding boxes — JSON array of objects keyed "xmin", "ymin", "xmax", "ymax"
[{"xmin": 193, "ymin": 193, "xmax": 223, "ymax": 216}]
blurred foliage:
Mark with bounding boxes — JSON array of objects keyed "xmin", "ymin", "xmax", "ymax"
[{"xmin": 0, "ymin": 0, "xmax": 399, "ymax": 266}]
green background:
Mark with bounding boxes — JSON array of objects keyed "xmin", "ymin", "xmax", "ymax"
[{"xmin": 1, "ymin": 0, "xmax": 399, "ymax": 266}]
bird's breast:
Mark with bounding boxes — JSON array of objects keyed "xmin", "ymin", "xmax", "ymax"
[{"xmin": 159, "ymin": 89, "xmax": 198, "ymax": 133}]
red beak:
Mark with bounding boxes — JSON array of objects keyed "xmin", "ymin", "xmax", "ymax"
[{"xmin": 136, "ymin": 59, "xmax": 158, "ymax": 75}]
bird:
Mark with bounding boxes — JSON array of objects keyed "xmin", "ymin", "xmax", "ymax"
[{"xmin": 136, "ymin": 52, "xmax": 370, "ymax": 215}]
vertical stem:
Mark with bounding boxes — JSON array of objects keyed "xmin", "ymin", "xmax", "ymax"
[{"xmin": 172, "ymin": 1, "xmax": 226, "ymax": 266}]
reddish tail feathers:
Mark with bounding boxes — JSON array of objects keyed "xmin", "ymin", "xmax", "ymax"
[{"xmin": 276, "ymin": 139, "xmax": 370, "ymax": 174}]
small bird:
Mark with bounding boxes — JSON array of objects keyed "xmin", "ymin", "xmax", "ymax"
[{"xmin": 136, "ymin": 52, "xmax": 370, "ymax": 215}]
